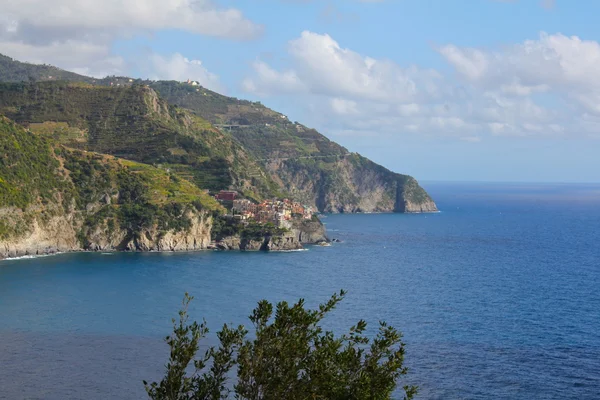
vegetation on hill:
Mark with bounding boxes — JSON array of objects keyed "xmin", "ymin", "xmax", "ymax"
[
  {"xmin": 145, "ymin": 291, "xmax": 417, "ymax": 400},
  {"xmin": 0, "ymin": 116, "xmax": 223, "ymax": 243},
  {"xmin": 148, "ymin": 81, "xmax": 437, "ymax": 212},
  {"xmin": 0, "ymin": 54, "xmax": 93, "ymax": 84},
  {"xmin": 0, "ymin": 81, "xmax": 284, "ymax": 200},
  {"xmin": 0, "ymin": 116, "xmax": 67, "ymax": 209}
]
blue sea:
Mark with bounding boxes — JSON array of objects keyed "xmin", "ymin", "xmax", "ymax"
[{"xmin": 1, "ymin": 182, "xmax": 599, "ymax": 399}]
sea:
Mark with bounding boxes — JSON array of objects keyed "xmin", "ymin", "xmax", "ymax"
[{"xmin": 1, "ymin": 182, "xmax": 599, "ymax": 399}]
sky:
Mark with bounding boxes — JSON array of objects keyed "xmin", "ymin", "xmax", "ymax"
[{"xmin": 1, "ymin": 0, "xmax": 599, "ymax": 183}]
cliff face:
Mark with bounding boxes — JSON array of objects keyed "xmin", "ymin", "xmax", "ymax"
[
  {"xmin": 214, "ymin": 219, "xmax": 327, "ymax": 252},
  {"xmin": 289, "ymin": 220, "xmax": 328, "ymax": 244},
  {"xmin": 0, "ymin": 208, "xmax": 213, "ymax": 259},
  {"xmin": 84, "ymin": 210, "xmax": 212, "ymax": 252},
  {"xmin": 269, "ymin": 154, "xmax": 437, "ymax": 213},
  {"xmin": 0, "ymin": 209, "xmax": 79, "ymax": 259}
]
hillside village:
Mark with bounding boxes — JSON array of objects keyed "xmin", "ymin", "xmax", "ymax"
[{"xmin": 214, "ymin": 190, "xmax": 316, "ymax": 228}]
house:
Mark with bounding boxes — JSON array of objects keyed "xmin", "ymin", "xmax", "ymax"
[{"xmin": 215, "ymin": 190, "xmax": 238, "ymax": 201}]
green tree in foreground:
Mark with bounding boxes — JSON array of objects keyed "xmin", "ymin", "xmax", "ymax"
[{"xmin": 144, "ymin": 291, "xmax": 417, "ymax": 400}]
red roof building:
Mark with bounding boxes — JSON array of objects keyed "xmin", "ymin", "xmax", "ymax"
[{"xmin": 215, "ymin": 190, "xmax": 238, "ymax": 201}]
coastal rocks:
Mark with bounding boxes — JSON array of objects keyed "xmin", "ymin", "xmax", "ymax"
[
  {"xmin": 214, "ymin": 234, "xmax": 303, "ymax": 251},
  {"xmin": 0, "ymin": 211, "xmax": 79, "ymax": 259},
  {"xmin": 84, "ymin": 211, "xmax": 212, "ymax": 252},
  {"xmin": 261, "ymin": 234, "xmax": 303, "ymax": 251},
  {"xmin": 401, "ymin": 199, "xmax": 438, "ymax": 213},
  {"xmin": 395, "ymin": 177, "xmax": 439, "ymax": 213},
  {"xmin": 214, "ymin": 236, "xmax": 262, "ymax": 251},
  {"xmin": 214, "ymin": 220, "xmax": 324, "ymax": 252},
  {"xmin": 0, "ymin": 208, "xmax": 214, "ymax": 259},
  {"xmin": 290, "ymin": 219, "xmax": 328, "ymax": 244}
]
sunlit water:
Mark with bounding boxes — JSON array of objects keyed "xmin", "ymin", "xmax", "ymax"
[{"xmin": 1, "ymin": 182, "xmax": 599, "ymax": 399}]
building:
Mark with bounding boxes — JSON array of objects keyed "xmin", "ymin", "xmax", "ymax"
[
  {"xmin": 228, "ymin": 196, "xmax": 315, "ymax": 225},
  {"xmin": 215, "ymin": 190, "xmax": 238, "ymax": 201}
]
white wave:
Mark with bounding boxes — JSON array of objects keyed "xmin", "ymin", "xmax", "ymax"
[
  {"xmin": 277, "ymin": 248, "xmax": 309, "ymax": 252},
  {"xmin": 2, "ymin": 253, "xmax": 61, "ymax": 261}
]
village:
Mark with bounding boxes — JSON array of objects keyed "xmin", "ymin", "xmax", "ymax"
[{"xmin": 214, "ymin": 190, "xmax": 315, "ymax": 227}]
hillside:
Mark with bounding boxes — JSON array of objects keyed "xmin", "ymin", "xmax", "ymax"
[
  {"xmin": 0, "ymin": 54, "xmax": 437, "ymax": 213},
  {"xmin": 0, "ymin": 54, "xmax": 94, "ymax": 83},
  {"xmin": 149, "ymin": 81, "xmax": 437, "ymax": 212},
  {"xmin": 0, "ymin": 116, "xmax": 221, "ymax": 258},
  {"xmin": 0, "ymin": 81, "xmax": 282, "ymax": 201}
]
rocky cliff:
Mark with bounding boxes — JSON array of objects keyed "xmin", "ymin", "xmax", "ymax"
[
  {"xmin": 0, "ymin": 117, "xmax": 221, "ymax": 259},
  {"xmin": 0, "ymin": 208, "xmax": 213, "ymax": 259},
  {"xmin": 214, "ymin": 219, "xmax": 327, "ymax": 252}
]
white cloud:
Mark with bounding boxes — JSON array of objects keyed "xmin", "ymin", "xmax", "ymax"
[
  {"xmin": 245, "ymin": 31, "xmax": 442, "ymax": 104},
  {"xmin": 0, "ymin": 0, "xmax": 259, "ymax": 81},
  {"xmin": 2, "ymin": 0, "xmax": 262, "ymax": 41},
  {"xmin": 330, "ymin": 98, "xmax": 359, "ymax": 115},
  {"xmin": 244, "ymin": 31, "xmax": 600, "ymax": 140},
  {"xmin": 242, "ymin": 61, "xmax": 306, "ymax": 96}
]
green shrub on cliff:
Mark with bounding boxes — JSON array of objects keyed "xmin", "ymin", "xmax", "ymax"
[
  {"xmin": 0, "ymin": 116, "xmax": 224, "ymax": 244},
  {"xmin": 145, "ymin": 291, "xmax": 417, "ymax": 400},
  {"xmin": 0, "ymin": 117, "xmax": 66, "ymax": 209}
]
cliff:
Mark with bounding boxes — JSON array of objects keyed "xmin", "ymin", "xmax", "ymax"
[
  {"xmin": 0, "ymin": 117, "xmax": 219, "ymax": 259},
  {"xmin": 0, "ymin": 207, "xmax": 213, "ymax": 259},
  {"xmin": 212, "ymin": 218, "xmax": 327, "ymax": 251}
]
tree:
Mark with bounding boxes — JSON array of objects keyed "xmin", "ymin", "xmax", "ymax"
[
  {"xmin": 144, "ymin": 294, "xmax": 246, "ymax": 400},
  {"xmin": 144, "ymin": 291, "xmax": 417, "ymax": 400}
]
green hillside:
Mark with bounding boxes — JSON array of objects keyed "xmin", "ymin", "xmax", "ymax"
[
  {"xmin": 0, "ymin": 116, "xmax": 221, "ymax": 242},
  {"xmin": 0, "ymin": 116, "xmax": 68, "ymax": 209},
  {"xmin": 0, "ymin": 54, "xmax": 94, "ymax": 83},
  {"xmin": 0, "ymin": 81, "xmax": 282, "ymax": 200}
]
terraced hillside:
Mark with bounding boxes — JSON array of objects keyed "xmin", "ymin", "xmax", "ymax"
[
  {"xmin": 150, "ymin": 81, "xmax": 437, "ymax": 212},
  {"xmin": 0, "ymin": 81, "xmax": 282, "ymax": 200}
]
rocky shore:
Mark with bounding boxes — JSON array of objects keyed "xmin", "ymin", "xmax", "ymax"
[
  {"xmin": 0, "ymin": 213, "xmax": 329, "ymax": 259},
  {"xmin": 212, "ymin": 220, "xmax": 328, "ymax": 252}
]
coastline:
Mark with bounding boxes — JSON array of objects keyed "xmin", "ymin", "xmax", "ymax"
[{"xmin": 0, "ymin": 246, "xmax": 321, "ymax": 263}]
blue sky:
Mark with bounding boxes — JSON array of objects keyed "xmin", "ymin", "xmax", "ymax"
[{"xmin": 2, "ymin": 0, "xmax": 600, "ymax": 182}]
